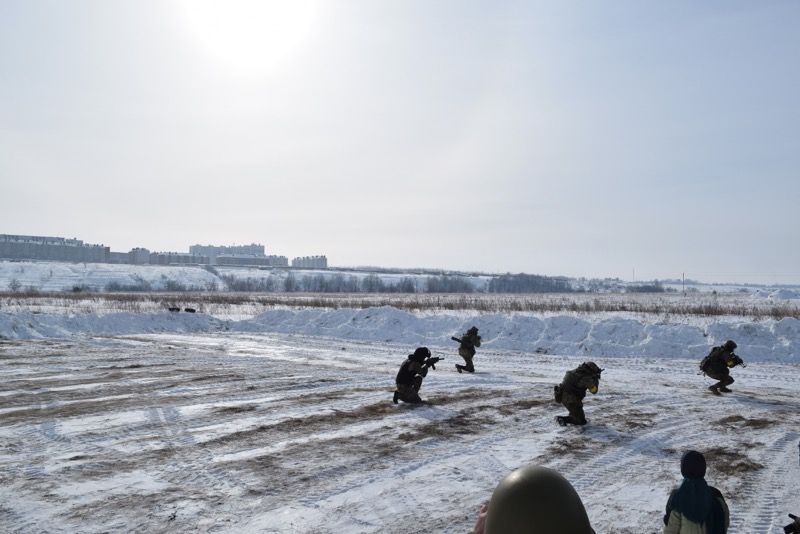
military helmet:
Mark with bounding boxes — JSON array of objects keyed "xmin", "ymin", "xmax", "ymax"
[
  {"xmin": 583, "ymin": 361, "xmax": 603, "ymax": 375},
  {"xmin": 484, "ymin": 465, "xmax": 594, "ymax": 534},
  {"xmin": 468, "ymin": 326, "xmax": 479, "ymax": 333},
  {"xmin": 412, "ymin": 347, "xmax": 431, "ymax": 362},
  {"xmin": 723, "ymin": 340, "xmax": 737, "ymax": 351}
]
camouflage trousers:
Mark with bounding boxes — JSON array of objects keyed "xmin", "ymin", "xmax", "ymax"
[
  {"xmin": 560, "ymin": 400, "xmax": 587, "ymax": 425},
  {"xmin": 396, "ymin": 376, "xmax": 424, "ymax": 403},
  {"xmin": 457, "ymin": 348, "xmax": 475, "ymax": 373},
  {"xmin": 706, "ymin": 370, "xmax": 734, "ymax": 389}
]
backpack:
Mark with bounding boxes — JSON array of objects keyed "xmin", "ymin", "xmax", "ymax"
[{"xmin": 700, "ymin": 346, "xmax": 722, "ymax": 373}]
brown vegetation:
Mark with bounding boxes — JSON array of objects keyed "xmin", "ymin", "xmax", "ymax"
[{"xmin": 2, "ymin": 291, "xmax": 798, "ymax": 318}]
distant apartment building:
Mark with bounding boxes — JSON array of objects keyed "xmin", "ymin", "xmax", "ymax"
[
  {"xmin": 190, "ymin": 243, "xmax": 265, "ymax": 258},
  {"xmin": 1, "ymin": 234, "xmax": 297, "ymax": 269},
  {"xmin": 129, "ymin": 248, "xmax": 151, "ymax": 265},
  {"xmin": 216, "ymin": 254, "xmax": 288, "ymax": 267},
  {"xmin": 0, "ymin": 234, "xmax": 109, "ymax": 263},
  {"xmin": 149, "ymin": 252, "xmax": 210, "ymax": 266},
  {"xmin": 292, "ymin": 255, "xmax": 328, "ymax": 269}
]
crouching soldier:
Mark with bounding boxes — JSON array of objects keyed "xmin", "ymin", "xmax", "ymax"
[
  {"xmin": 700, "ymin": 340, "xmax": 745, "ymax": 395},
  {"xmin": 554, "ymin": 362, "xmax": 603, "ymax": 426},
  {"xmin": 393, "ymin": 347, "xmax": 441, "ymax": 404},
  {"xmin": 454, "ymin": 326, "xmax": 482, "ymax": 373}
]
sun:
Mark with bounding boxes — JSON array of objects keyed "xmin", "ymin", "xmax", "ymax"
[{"xmin": 176, "ymin": 0, "xmax": 321, "ymax": 77}]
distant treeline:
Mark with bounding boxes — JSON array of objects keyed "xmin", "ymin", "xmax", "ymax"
[
  {"xmin": 223, "ymin": 273, "xmax": 472, "ymax": 293},
  {"xmin": 99, "ymin": 273, "xmax": 666, "ymax": 294},
  {"xmin": 488, "ymin": 274, "xmax": 573, "ymax": 293}
]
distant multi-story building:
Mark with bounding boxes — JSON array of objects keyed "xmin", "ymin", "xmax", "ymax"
[
  {"xmin": 149, "ymin": 252, "xmax": 209, "ymax": 266},
  {"xmin": 190, "ymin": 243, "xmax": 265, "ymax": 258},
  {"xmin": 0, "ymin": 234, "xmax": 109, "ymax": 263},
  {"xmin": 216, "ymin": 254, "xmax": 288, "ymax": 267},
  {"xmin": 292, "ymin": 255, "xmax": 328, "ymax": 269},
  {"xmin": 1, "ymin": 234, "xmax": 299, "ymax": 269},
  {"xmin": 129, "ymin": 248, "xmax": 151, "ymax": 265}
]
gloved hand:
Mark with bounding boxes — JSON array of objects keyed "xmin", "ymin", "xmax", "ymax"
[{"xmin": 589, "ymin": 385, "xmax": 598, "ymax": 394}]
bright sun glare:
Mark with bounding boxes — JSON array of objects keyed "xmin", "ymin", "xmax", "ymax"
[{"xmin": 177, "ymin": 0, "xmax": 320, "ymax": 76}]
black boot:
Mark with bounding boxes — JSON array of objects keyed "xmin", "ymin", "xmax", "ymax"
[
  {"xmin": 719, "ymin": 386, "xmax": 732, "ymax": 393},
  {"xmin": 556, "ymin": 416, "xmax": 568, "ymax": 426},
  {"xmin": 708, "ymin": 385, "xmax": 721, "ymax": 395},
  {"xmin": 455, "ymin": 364, "xmax": 463, "ymax": 374}
]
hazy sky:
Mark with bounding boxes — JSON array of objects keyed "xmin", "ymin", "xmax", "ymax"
[{"xmin": 2, "ymin": 1, "xmax": 798, "ymax": 283}]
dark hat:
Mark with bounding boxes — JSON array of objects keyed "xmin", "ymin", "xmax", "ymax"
[
  {"xmin": 583, "ymin": 362, "xmax": 603, "ymax": 375},
  {"xmin": 412, "ymin": 347, "xmax": 431, "ymax": 361},
  {"xmin": 680, "ymin": 450, "xmax": 707, "ymax": 479},
  {"xmin": 723, "ymin": 340, "xmax": 737, "ymax": 351}
]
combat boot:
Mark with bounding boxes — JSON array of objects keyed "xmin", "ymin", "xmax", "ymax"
[
  {"xmin": 455, "ymin": 364, "xmax": 463, "ymax": 374},
  {"xmin": 719, "ymin": 386, "xmax": 732, "ymax": 393},
  {"xmin": 708, "ymin": 385, "xmax": 721, "ymax": 395},
  {"xmin": 556, "ymin": 416, "xmax": 568, "ymax": 426}
]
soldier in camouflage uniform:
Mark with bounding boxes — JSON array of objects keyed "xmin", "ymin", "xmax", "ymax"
[
  {"xmin": 393, "ymin": 347, "xmax": 441, "ymax": 404},
  {"xmin": 700, "ymin": 340, "xmax": 744, "ymax": 395},
  {"xmin": 455, "ymin": 326, "xmax": 482, "ymax": 373},
  {"xmin": 554, "ymin": 362, "xmax": 603, "ymax": 426}
]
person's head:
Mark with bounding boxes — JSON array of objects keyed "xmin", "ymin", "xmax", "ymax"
[
  {"xmin": 582, "ymin": 362, "xmax": 603, "ymax": 376},
  {"xmin": 468, "ymin": 326, "xmax": 479, "ymax": 334},
  {"xmin": 411, "ymin": 347, "xmax": 431, "ymax": 362},
  {"xmin": 680, "ymin": 450, "xmax": 707, "ymax": 479},
  {"xmin": 723, "ymin": 340, "xmax": 737, "ymax": 351},
  {"xmin": 484, "ymin": 465, "xmax": 593, "ymax": 534}
]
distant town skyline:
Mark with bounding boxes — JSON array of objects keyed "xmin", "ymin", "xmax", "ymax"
[{"xmin": 2, "ymin": 1, "xmax": 798, "ymax": 284}]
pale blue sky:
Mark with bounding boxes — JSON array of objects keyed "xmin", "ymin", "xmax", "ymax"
[{"xmin": 1, "ymin": 1, "xmax": 798, "ymax": 283}]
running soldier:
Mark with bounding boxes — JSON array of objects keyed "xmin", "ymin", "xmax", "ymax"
[
  {"xmin": 554, "ymin": 362, "xmax": 603, "ymax": 426},
  {"xmin": 454, "ymin": 326, "xmax": 482, "ymax": 373},
  {"xmin": 700, "ymin": 340, "xmax": 745, "ymax": 395},
  {"xmin": 393, "ymin": 347, "xmax": 442, "ymax": 404}
]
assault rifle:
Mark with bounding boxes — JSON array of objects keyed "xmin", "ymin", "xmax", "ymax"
[
  {"xmin": 451, "ymin": 336, "xmax": 463, "ymax": 344},
  {"xmin": 425, "ymin": 356, "xmax": 444, "ymax": 370},
  {"xmin": 783, "ymin": 513, "xmax": 799, "ymax": 534},
  {"xmin": 728, "ymin": 354, "xmax": 746, "ymax": 368}
]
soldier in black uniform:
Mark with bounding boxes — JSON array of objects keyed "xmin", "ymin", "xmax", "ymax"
[
  {"xmin": 554, "ymin": 362, "xmax": 603, "ymax": 426},
  {"xmin": 700, "ymin": 340, "xmax": 745, "ymax": 395},
  {"xmin": 455, "ymin": 326, "xmax": 482, "ymax": 373},
  {"xmin": 393, "ymin": 347, "xmax": 441, "ymax": 404}
]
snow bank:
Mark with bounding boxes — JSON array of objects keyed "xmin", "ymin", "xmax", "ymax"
[
  {"xmin": 2, "ymin": 307, "xmax": 797, "ymax": 362},
  {"xmin": 0, "ymin": 311, "xmax": 218, "ymax": 340}
]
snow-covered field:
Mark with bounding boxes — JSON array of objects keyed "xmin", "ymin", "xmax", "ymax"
[{"xmin": 2, "ymin": 303, "xmax": 799, "ymax": 533}]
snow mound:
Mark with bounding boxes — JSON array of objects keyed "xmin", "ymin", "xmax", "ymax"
[
  {"xmin": 2, "ymin": 307, "xmax": 797, "ymax": 362},
  {"xmin": 770, "ymin": 289, "xmax": 800, "ymax": 300}
]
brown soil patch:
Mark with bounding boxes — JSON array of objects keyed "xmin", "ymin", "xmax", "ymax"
[
  {"xmin": 704, "ymin": 446, "xmax": 764, "ymax": 476},
  {"xmin": 714, "ymin": 415, "xmax": 777, "ymax": 430}
]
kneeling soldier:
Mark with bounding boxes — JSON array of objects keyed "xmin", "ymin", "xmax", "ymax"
[
  {"xmin": 394, "ymin": 347, "xmax": 441, "ymax": 404},
  {"xmin": 700, "ymin": 340, "xmax": 745, "ymax": 395},
  {"xmin": 554, "ymin": 362, "xmax": 603, "ymax": 426}
]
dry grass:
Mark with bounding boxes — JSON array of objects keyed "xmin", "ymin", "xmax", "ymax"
[{"xmin": 1, "ymin": 291, "xmax": 798, "ymax": 319}]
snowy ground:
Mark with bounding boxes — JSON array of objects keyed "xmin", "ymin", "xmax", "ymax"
[{"xmin": 2, "ymin": 330, "xmax": 799, "ymax": 533}]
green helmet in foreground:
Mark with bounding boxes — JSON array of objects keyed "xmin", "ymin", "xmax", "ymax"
[{"xmin": 485, "ymin": 465, "xmax": 594, "ymax": 534}]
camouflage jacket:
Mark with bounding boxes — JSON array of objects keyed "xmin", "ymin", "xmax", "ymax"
[
  {"xmin": 559, "ymin": 365, "xmax": 600, "ymax": 403},
  {"xmin": 700, "ymin": 346, "xmax": 736, "ymax": 375},
  {"xmin": 459, "ymin": 331, "xmax": 482, "ymax": 356},
  {"xmin": 395, "ymin": 358, "xmax": 428, "ymax": 386}
]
